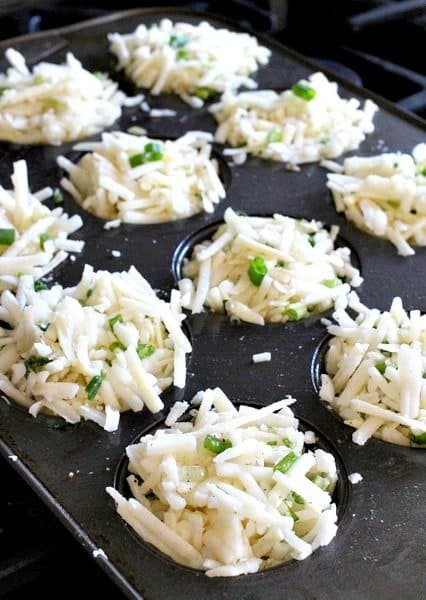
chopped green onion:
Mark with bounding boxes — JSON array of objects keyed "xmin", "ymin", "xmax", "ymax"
[
  {"xmin": 34, "ymin": 280, "xmax": 48, "ymax": 292},
  {"xmin": 386, "ymin": 199, "xmax": 400, "ymax": 209},
  {"xmin": 375, "ymin": 361, "xmax": 386, "ymax": 375},
  {"xmin": 312, "ymin": 474, "xmax": 330, "ymax": 491},
  {"xmin": 24, "ymin": 356, "xmax": 51, "ymax": 373},
  {"xmin": 308, "ymin": 234, "xmax": 316, "ymax": 247},
  {"xmin": 284, "ymin": 303, "xmax": 308, "ymax": 321},
  {"xmin": 275, "ymin": 260, "xmax": 285, "ymax": 268},
  {"xmin": 176, "ymin": 49, "xmax": 188, "ymax": 60},
  {"xmin": 52, "ymin": 189, "xmax": 63, "ymax": 205},
  {"xmin": 267, "ymin": 440, "xmax": 278, "ymax": 446},
  {"xmin": 108, "ymin": 314, "xmax": 123, "ymax": 332},
  {"xmin": 291, "ymin": 492, "xmax": 305, "ymax": 505},
  {"xmin": 286, "ymin": 503, "xmax": 299, "ymax": 522},
  {"xmin": 86, "ymin": 371, "xmax": 106, "ymax": 401},
  {"xmin": 194, "ymin": 87, "xmax": 216, "ymax": 100},
  {"xmin": 419, "ymin": 166, "xmax": 426, "ymax": 176},
  {"xmin": 169, "ymin": 34, "xmax": 188, "ymax": 48},
  {"xmin": 136, "ymin": 343, "xmax": 156, "ymax": 359},
  {"xmin": 109, "ymin": 341, "xmax": 126, "ymax": 352},
  {"xmin": 39, "ymin": 233, "xmax": 50, "ymax": 250},
  {"xmin": 127, "ymin": 126, "xmax": 146, "ymax": 136},
  {"xmin": 203, "ymin": 434, "xmax": 232, "ymax": 454},
  {"xmin": 282, "ymin": 437, "xmax": 295, "ymax": 448},
  {"xmin": 267, "ymin": 128, "xmax": 283, "ymax": 143},
  {"xmin": 412, "ymin": 432, "xmax": 426, "ymax": 445},
  {"xmin": 43, "ymin": 97, "xmax": 61, "ymax": 111},
  {"xmin": 292, "ymin": 82, "xmax": 316, "ymax": 101},
  {"xmin": 93, "ymin": 71, "xmax": 108, "ymax": 81},
  {"xmin": 0, "ymin": 86, "xmax": 8, "ymax": 96},
  {"xmin": 393, "ymin": 162, "xmax": 399, "ymax": 168},
  {"xmin": 248, "ymin": 256, "xmax": 267, "ymax": 286},
  {"xmin": 129, "ymin": 142, "xmax": 164, "ymax": 167},
  {"xmin": 0, "ymin": 228, "xmax": 15, "ymax": 246},
  {"xmin": 320, "ymin": 136, "xmax": 330, "ymax": 144},
  {"xmin": 236, "ymin": 209, "xmax": 247, "ymax": 216},
  {"xmin": 33, "ymin": 74, "xmax": 44, "ymax": 85},
  {"xmin": 273, "ymin": 452, "xmax": 298, "ymax": 473},
  {"xmin": 322, "ymin": 277, "xmax": 342, "ymax": 288}
]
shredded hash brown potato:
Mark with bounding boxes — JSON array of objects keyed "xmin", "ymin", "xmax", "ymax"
[
  {"xmin": 179, "ymin": 208, "xmax": 362, "ymax": 324},
  {"xmin": 326, "ymin": 143, "xmax": 426, "ymax": 256},
  {"xmin": 0, "ymin": 265, "xmax": 191, "ymax": 431},
  {"xmin": 107, "ymin": 387, "xmax": 338, "ymax": 575},
  {"xmin": 320, "ymin": 292, "xmax": 426, "ymax": 447},
  {"xmin": 108, "ymin": 19, "xmax": 270, "ymax": 106}
]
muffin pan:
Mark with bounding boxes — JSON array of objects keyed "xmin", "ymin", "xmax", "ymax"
[{"xmin": 0, "ymin": 8, "xmax": 424, "ymax": 600}]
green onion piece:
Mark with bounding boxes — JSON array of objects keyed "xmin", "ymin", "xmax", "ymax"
[
  {"xmin": 276, "ymin": 260, "xmax": 285, "ymax": 268},
  {"xmin": 93, "ymin": 71, "xmax": 108, "ymax": 81},
  {"xmin": 282, "ymin": 437, "xmax": 295, "ymax": 448},
  {"xmin": 320, "ymin": 136, "xmax": 330, "ymax": 144},
  {"xmin": 43, "ymin": 97, "xmax": 61, "ymax": 111},
  {"xmin": 108, "ymin": 314, "xmax": 123, "ymax": 332},
  {"xmin": 136, "ymin": 343, "xmax": 156, "ymax": 359},
  {"xmin": 291, "ymin": 492, "xmax": 305, "ymax": 505},
  {"xmin": 176, "ymin": 49, "xmax": 188, "ymax": 60},
  {"xmin": 169, "ymin": 34, "xmax": 188, "ymax": 48},
  {"xmin": 236, "ymin": 209, "xmax": 247, "ymax": 216},
  {"xmin": 248, "ymin": 256, "xmax": 267, "ymax": 286},
  {"xmin": 0, "ymin": 228, "xmax": 15, "ymax": 246},
  {"xmin": 24, "ymin": 356, "xmax": 51, "ymax": 373},
  {"xmin": 86, "ymin": 371, "xmax": 106, "ymax": 401},
  {"xmin": 129, "ymin": 152, "xmax": 144, "ymax": 168},
  {"xmin": 308, "ymin": 234, "xmax": 316, "ymax": 247},
  {"xmin": 292, "ymin": 82, "xmax": 316, "ymax": 101},
  {"xmin": 33, "ymin": 74, "xmax": 44, "ymax": 85},
  {"xmin": 127, "ymin": 126, "xmax": 146, "ymax": 136},
  {"xmin": 287, "ymin": 503, "xmax": 299, "ymax": 522},
  {"xmin": 194, "ymin": 87, "xmax": 216, "ymax": 100},
  {"xmin": 34, "ymin": 280, "xmax": 48, "ymax": 292},
  {"xmin": 322, "ymin": 278, "xmax": 342, "ymax": 288},
  {"xmin": 267, "ymin": 128, "xmax": 283, "ymax": 143},
  {"xmin": 273, "ymin": 452, "xmax": 298, "ymax": 473},
  {"xmin": 375, "ymin": 361, "xmax": 386, "ymax": 375},
  {"xmin": 109, "ymin": 341, "xmax": 126, "ymax": 352},
  {"xmin": 419, "ymin": 166, "xmax": 426, "ymax": 176},
  {"xmin": 267, "ymin": 440, "xmax": 278, "ymax": 446},
  {"xmin": 386, "ymin": 199, "xmax": 400, "ymax": 209},
  {"xmin": 312, "ymin": 474, "xmax": 330, "ymax": 491},
  {"xmin": 52, "ymin": 189, "xmax": 63, "ymax": 205},
  {"xmin": 393, "ymin": 162, "xmax": 399, "ymax": 168},
  {"xmin": 412, "ymin": 432, "xmax": 426, "ymax": 445},
  {"xmin": 0, "ymin": 86, "xmax": 8, "ymax": 96},
  {"xmin": 143, "ymin": 142, "xmax": 163, "ymax": 161},
  {"xmin": 203, "ymin": 434, "xmax": 232, "ymax": 454},
  {"xmin": 284, "ymin": 303, "xmax": 308, "ymax": 321},
  {"xmin": 39, "ymin": 233, "xmax": 50, "ymax": 250}
]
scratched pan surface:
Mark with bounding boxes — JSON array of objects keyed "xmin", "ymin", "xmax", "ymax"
[{"xmin": 0, "ymin": 7, "xmax": 425, "ymax": 600}]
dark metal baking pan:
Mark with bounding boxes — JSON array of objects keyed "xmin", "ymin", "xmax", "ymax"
[{"xmin": 0, "ymin": 7, "xmax": 425, "ymax": 600}]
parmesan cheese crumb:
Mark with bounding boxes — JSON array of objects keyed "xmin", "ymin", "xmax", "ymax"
[
  {"xmin": 348, "ymin": 472, "xmax": 363, "ymax": 485},
  {"xmin": 104, "ymin": 219, "xmax": 121, "ymax": 230},
  {"xmin": 252, "ymin": 352, "xmax": 272, "ymax": 363},
  {"xmin": 111, "ymin": 250, "xmax": 121, "ymax": 258},
  {"xmin": 68, "ymin": 471, "xmax": 74, "ymax": 478},
  {"xmin": 92, "ymin": 548, "xmax": 108, "ymax": 560},
  {"xmin": 9, "ymin": 455, "xmax": 18, "ymax": 462},
  {"xmin": 304, "ymin": 431, "xmax": 317, "ymax": 444}
]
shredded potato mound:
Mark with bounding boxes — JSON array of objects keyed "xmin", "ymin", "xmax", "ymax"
[
  {"xmin": 326, "ymin": 143, "xmax": 426, "ymax": 256},
  {"xmin": 178, "ymin": 208, "xmax": 362, "ymax": 325},
  {"xmin": 107, "ymin": 387, "xmax": 338, "ymax": 576},
  {"xmin": 0, "ymin": 159, "xmax": 83, "ymax": 290},
  {"xmin": 210, "ymin": 72, "xmax": 378, "ymax": 167},
  {"xmin": 320, "ymin": 292, "xmax": 426, "ymax": 447},
  {"xmin": 0, "ymin": 265, "xmax": 191, "ymax": 431},
  {"xmin": 0, "ymin": 48, "xmax": 142, "ymax": 145},
  {"xmin": 57, "ymin": 131, "xmax": 225, "ymax": 224},
  {"xmin": 108, "ymin": 19, "xmax": 271, "ymax": 107}
]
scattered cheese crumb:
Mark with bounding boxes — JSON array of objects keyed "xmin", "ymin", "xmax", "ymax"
[
  {"xmin": 8, "ymin": 455, "xmax": 18, "ymax": 462},
  {"xmin": 68, "ymin": 471, "xmax": 74, "ymax": 478},
  {"xmin": 252, "ymin": 352, "xmax": 271, "ymax": 363},
  {"xmin": 348, "ymin": 472, "xmax": 363, "ymax": 484},
  {"xmin": 70, "ymin": 255, "xmax": 76, "ymax": 262},
  {"xmin": 111, "ymin": 250, "xmax": 121, "ymax": 258},
  {"xmin": 104, "ymin": 219, "xmax": 121, "ymax": 230},
  {"xmin": 92, "ymin": 548, "xmax": 108, "ymax": 560},
  {"xmin": 149, "ymin": 108, "xmax": 176, "ymax": 118}
]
